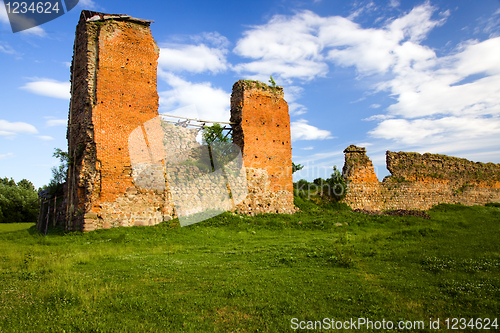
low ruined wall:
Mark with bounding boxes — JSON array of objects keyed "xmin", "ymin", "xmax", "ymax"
[{"xmin": 342, "ymin": 145, "xmax": 500, "ymax": 211}]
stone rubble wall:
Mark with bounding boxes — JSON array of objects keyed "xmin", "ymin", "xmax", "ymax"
[{"xmin": 342, "ymin": 145, "xmax": 500, "ymax": 211}]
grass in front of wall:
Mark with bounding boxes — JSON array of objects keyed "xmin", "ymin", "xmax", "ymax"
[
  {"xmin": 0, "ymin": 223, "xmax": 35, "ymax": 233},
  {"xmin": 0, "ymin": 200, "xmax": 499, "ymax": 332}
]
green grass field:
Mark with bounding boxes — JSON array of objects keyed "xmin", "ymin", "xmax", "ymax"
[
  {"xmin": 0, "ymin": 223, "xmax": 35, "ymax": 234},
  {"xmin": 0, "ymin": 201, "xmax": 499, "ymax": 332}
]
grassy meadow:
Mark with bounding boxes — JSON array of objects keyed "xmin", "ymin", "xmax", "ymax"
[{"xmin": 0, "ymin": 199, "xmax": 499, "ymax": 332}]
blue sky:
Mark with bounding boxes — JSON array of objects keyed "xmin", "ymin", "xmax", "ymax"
[{"xmin": 1, "ymin": 0, "xmax": 500, "ymax": 188}]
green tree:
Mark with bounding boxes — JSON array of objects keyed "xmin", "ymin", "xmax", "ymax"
[
  {"xmin": 201, "ymin": 123, "xmax": 234, "ymax": 171},
  {"xmin": 202, "ymin": 123, "xmax": 231, "ymax": 145},
  {"xmin": 292, "ymin": 162, "xmax": 304, "ymax": 174},
  {"xmin": 47, "ymin": 148, "xmax": 69, "ymax": 195},
  {"xmin": 0, "ymin": 178, "xmax": 39, "ymax": 223},
  {"xmin": 324, "ymin": 166, "xmax": 348, "ymax": 202}
]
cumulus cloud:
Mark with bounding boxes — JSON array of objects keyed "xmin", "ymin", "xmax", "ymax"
[
  {"xmin": 159, "ymin": 44, "xmax": 228, "ymax": 74},
  {"xmin": 273, "ymin": 3, "xmax": 500, "ymax": 154},
  {"xmin": 366, "ymin": 36, "xmax": 500, "ymax": 150},
  {"xmin": 232, "ymin": 3, "xmax": 446, "ymax": 79},
  {"xmin": 158, "ymin": 71, "xmax": 230, "ymax": 122},
  {"xmin": 20, "ymin": 79, "xmax": 70, "ymax": 99},
  {"xmin": 233, "ymin": 11, "xmax": 328, "ymax": 81},
  {"xmin": 0, "ymin": 120, "xmax": 38, "ymax": 137},
  {"xmin": 159, "ymin": 32, "xmax": 229, "ymax": 74},
  {"xmin": 291, "ymin": 119, "xmax": 333, "ymax": 141},
  {"xmin": 370, "ymin": 116, "xmax": 500, "ymax": 149}
]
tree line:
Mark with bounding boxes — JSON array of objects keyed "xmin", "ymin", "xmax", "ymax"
[{"xmin": 0, "ymin": 177, "xmax": 39, "ymax": 223}]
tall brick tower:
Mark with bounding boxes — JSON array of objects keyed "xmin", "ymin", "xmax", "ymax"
[
  {"xmin": 66, "ymin": 11, "xmax": 163, "ymax": 231},
  {"xmin": 230, "ymin": 80, "xmax": 296, "ymax": 214}
]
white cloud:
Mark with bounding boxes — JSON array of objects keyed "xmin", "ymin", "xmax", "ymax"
[
  {"xmin": 20, "ymin": 25, "xmax": 46, "ymax": 36},
  {"xmin": 191, "ymin": 32, "xmax": 229, "ymax": 48},
  {"xmin": 389, "ymin": 0, "xmax": 400, "ymax": 8},
  {"xmin": 284, "ymin": 85, "xmax": 308, "ymax": 115},
  {"xmin": 37, "ymin": 135, "xmax": 54, "ymax": 141},
  {"xmin": 370, "ymin": 104, "xmax": 381, "ymax": 109},
  {"xmin": 0, "ymin": 152, "xmax": 13, "ymax": 159},
  {"xmin": 46, "ymin": 119, "xmax": 67, "ymax": 127},
  {"xmin": 301, "ymin": 146, "xmax": 314, "ymax": 150},
  {"xmin": 322, "ymin": 3, "xmax": 446, "ymax": 75},
  {"xmin": 233, "ymin": 3, "xmax": 445, "ymax": 80},
  {"xmin": 233, "ymin": 11, "xmax": 328, "ymax": 81},
  {"xmin": 0, "ymin": 1, "xmax": 8, "ymax": 24},
  {"xmin": 0, "ymin": 1, "xmax": 47, "ymax": 36},
  {"xmin": 0, "ymin": 43, "xmax": 16, "ymax": 54},
  {"xmin": 283, "ymin": 3, "xmax": 500, "ymax": 154},
  {"xmin": 377, "ymin": 38, "xmax": 500, "ymax": 120},
  {"xmin": 348, "ymin": 1, "xmax": 378, "ymax": 21},
  {"xmin": 20, "ymin": 79, "xmax": 70, "ymax": 99},
  {"xmin": 158, "ymin": 71, "xmax": 230, "ymax": 122},
  {"xmin": 159, "ymin": 32, "xmax": 229, "ymax": 74},
  {"xmin": 0, "ymin": 119, "xmax": 38, "ymax": 137},
  {"xmin": 476, "ymin": 8, "xmax": 500, "ymax": 38},
  {"xmin": 289, "ymin": 103, "xmax": 308, "ymax": 116},
  {"xmin": 369, "ymin": 116, "xmax": 500, "ymax": 146},
  {"xmin": 159, "ymin": 44, "xmax": 228, "ymax": 74},
  {"xmin": 291, "ymin": 119, "xmax": 333, "ymax": 141},
  {"xmin": 78, "ymin": 0, "xmax": 98, "ymax": 10},
  {"xmin": 363, "ymin": 114, "xmax": 393, "ymax": 121}
]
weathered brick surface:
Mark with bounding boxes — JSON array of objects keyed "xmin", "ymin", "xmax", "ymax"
[
  {"xmin": 66, "ymin": 11, "xmax": 162, "ymax": 230},
  {"xmin": 230, "ymin": 80, "xmax": 296, "ymax": 214},
  {"xmin": 342, "ymin": 145, "xmax": 500, "ymax": 210}
]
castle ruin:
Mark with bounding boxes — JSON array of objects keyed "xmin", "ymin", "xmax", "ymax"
[
  {"xmin": 65, "ymin": 11, "xmax": 295, "ymax": 231},
  {"xmin": 62, "ymin": 10, "xmax": 499, "ymax": 232}
]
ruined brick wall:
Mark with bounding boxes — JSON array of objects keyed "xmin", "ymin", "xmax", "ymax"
[
  {"xmin": 66, "ymin": 11, "xmax": 164, "ymax": 231},
  {"xmin": 342, "ymin": 146, "xmax": 500, "ymax": 210},
  {"xmin": 386, "ymin": 151, "xmax": 500, "ymax": 188},
  {"xmin": 65, "ymin": 13, "xmax": 296, "ymax": 231},
  {"xmin": 230, "ymin": 80, "xmax": 296, "ymax": 214}
]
